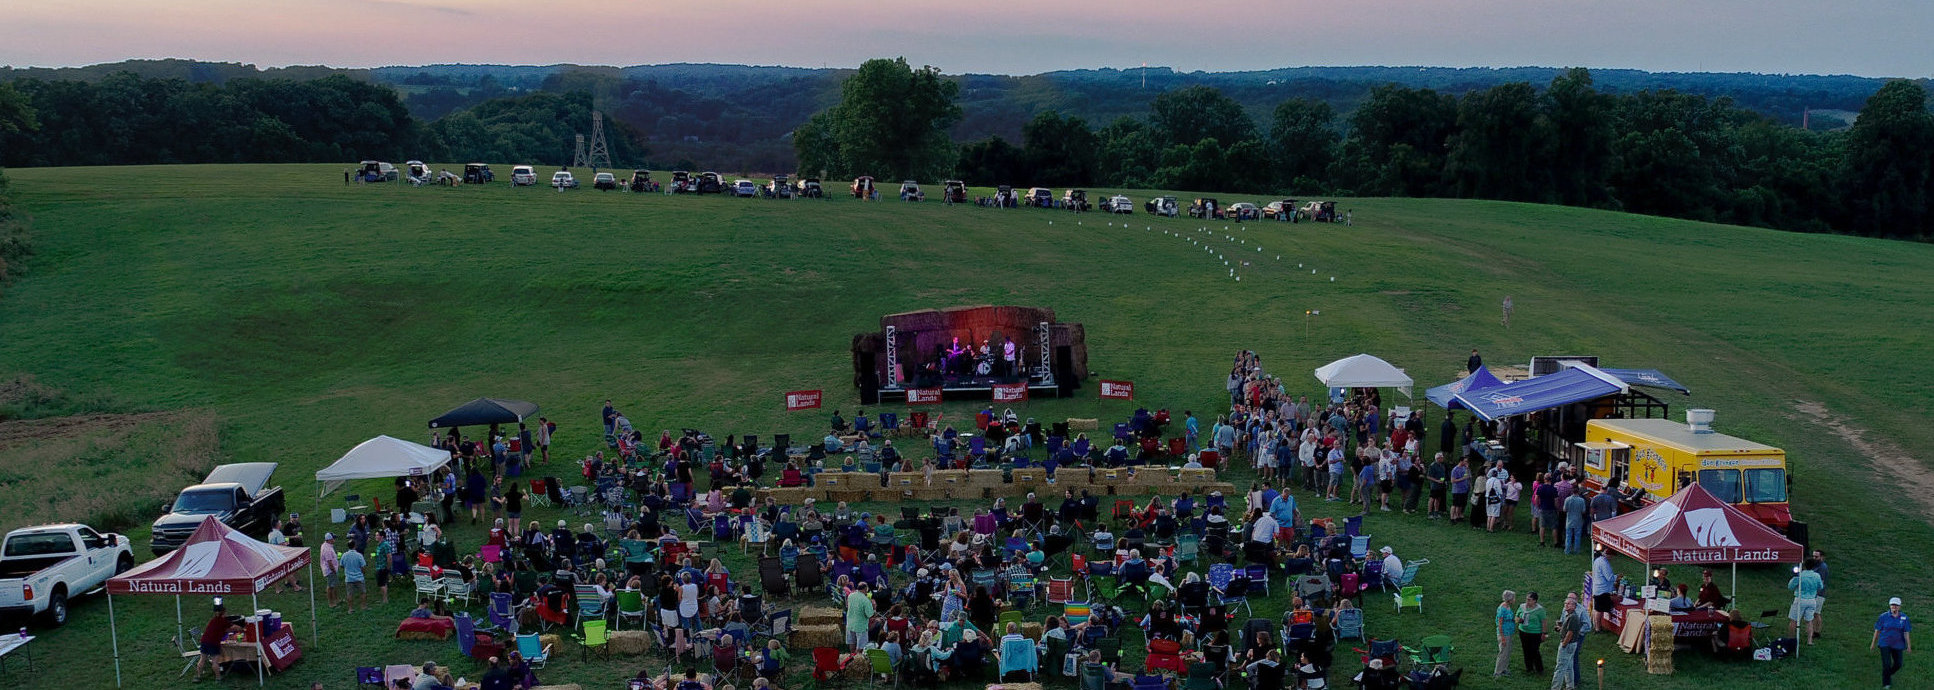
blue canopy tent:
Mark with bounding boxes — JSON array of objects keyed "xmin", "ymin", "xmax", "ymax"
[
  {"xmin": 1450, "ymin": 365, "xmax": 1630, "ymax": 421},
  {"xmin": 1598, "ymin": 368, "xmax": 1691, "ymax": 395},
  {"xmin": 1425, "ymin": 365, "xmax": 1507, "ymax": 409}
]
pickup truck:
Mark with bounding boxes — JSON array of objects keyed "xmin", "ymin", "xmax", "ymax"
[
  {"xmin": 150, "ymin": 462, "xmax": 285, "ymax": 555},
  {"xmin": 0, "ymin": 524, "xmax": 134, "ymax": 626}
]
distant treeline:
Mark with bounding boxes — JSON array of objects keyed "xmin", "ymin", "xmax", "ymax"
[{"xmin": 0, "ymin": 62, "xmax": 1930, "ymax": 239}]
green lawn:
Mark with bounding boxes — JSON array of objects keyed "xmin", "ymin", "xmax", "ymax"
[{"xmin": 0, "ymin": 164, "xmax": 1930, "ymax": 689}]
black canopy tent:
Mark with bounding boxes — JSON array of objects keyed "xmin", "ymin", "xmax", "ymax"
[{"xmin": 428, "ymin": 398, "xmax": 540, "ymax": 428}]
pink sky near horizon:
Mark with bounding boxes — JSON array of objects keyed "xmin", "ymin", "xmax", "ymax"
[{"xmin": 3, "ymin": 0, "xmax": 1929, "ymax": 78}]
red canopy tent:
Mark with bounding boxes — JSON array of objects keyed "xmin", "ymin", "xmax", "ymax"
[
  {"xmin": 1592, "ymin": 483, "xmax": 1802, "ymax": 604},
  {"xmin": 105, "ymin": 516, "xmax": 316, "ymax": 686}
]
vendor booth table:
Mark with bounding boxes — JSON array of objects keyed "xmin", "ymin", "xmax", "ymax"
[{"xmin": 105, "ymin": 516, "xmax": 317, "ymax": 687}]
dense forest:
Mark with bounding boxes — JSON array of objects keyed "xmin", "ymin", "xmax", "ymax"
[{"xmin": 0, "ymin": 60, "xmax": 1929, "ymax": 239}]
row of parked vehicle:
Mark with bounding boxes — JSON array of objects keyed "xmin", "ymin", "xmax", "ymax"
[{"xmin": 352, "ymin": 162, "xmax": 1348, "ymax": 222}]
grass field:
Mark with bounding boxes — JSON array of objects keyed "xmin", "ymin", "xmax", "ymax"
[{"xmin": 1, "ymin": 164, "xmax": 1930, "ymax": 689}]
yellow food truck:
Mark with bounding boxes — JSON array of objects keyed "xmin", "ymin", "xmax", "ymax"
[{"xmin": 1577, "ymin": 413, "xmax": 1791, "ymax": 529}]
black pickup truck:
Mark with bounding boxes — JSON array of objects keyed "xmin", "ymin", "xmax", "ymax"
[{"xmin": 150, "ymin": 462, "xmax": 285, "ymax": 555}]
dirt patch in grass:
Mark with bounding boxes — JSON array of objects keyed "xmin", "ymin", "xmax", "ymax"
[
  {"xmin": 0, "ymin": 409, "xmax": 222, "ymax": 533},
  {"xmin": 1793, "ymin": 400, "xmax": 1934, "ymax": 523}
]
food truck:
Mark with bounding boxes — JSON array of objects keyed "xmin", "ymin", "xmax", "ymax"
[{"xmin": 1578, "ymin": 411, "xmax": 1791, "ymax": 530}]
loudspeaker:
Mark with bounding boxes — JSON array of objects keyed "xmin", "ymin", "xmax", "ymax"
[
  {"xmin": 1055, "ymin": 346, "xmax": 1077, "ymax": 395},
  {"xmin": 858, "ymin": 351, "xmax": 880, "ymax": 405}
]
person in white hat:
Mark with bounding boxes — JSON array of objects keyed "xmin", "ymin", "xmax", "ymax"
[
  {"xmin": 320, "ymin": 532, "xmax": 341, "ymax": 607},
  {"xmin": 1380, "ymin": 546, "xmax": 1403, "ymax": 589},
  {"xmin": 1874, "ymin": 596, "xmax": 1911, "ymax": 688}
]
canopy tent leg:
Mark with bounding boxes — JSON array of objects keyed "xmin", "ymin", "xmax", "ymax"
[
  {"xmin": 110, "ymin": 593, "xmax": 122, "ymax": 687},
  {"xmin": 307, "ymin": 556, "xmax": 319, "ymax": 649},
  {"xmin": 1731, "ymin": 563, "xmax": 1738, "ymax": 612},
  {"xmin": 175, "ymin": 595, "xmax": 184, "ymax": 656},
  {"xmin": 253, "ymin": 592, "xmax": 263, "ymax": 687}
]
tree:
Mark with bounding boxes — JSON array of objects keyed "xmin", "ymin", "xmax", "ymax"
[
  {"xmin": 1266, "ymin": 98, "xmax": 1337, "ymax": 191},
  {"xmin": 1544, "ymin": 68, "xmax": 1615, "ymax": 207},
  {"xmin": 1020, "ymin": 111, "xmax": 1099, "ymax": 186},
  {"xmin": 1842, "ymin": 80, "xmax": 1934, "ymax": 238},
  {"xmin": 1149, "ymin": 86, "xmax": 1255, "ymax": 149},
  {"xmin": 1446, "ymin": 82, "xmax": 1549, "ymax": 201},
  {"xmin": 796, "ymin": 58, "xmax": 961, "ymax": 181},
  {"xmin": 954, "ymin": 135, "xmax": 1024, "ymax": 184},
  {"xmin": 1095, "ymin": 117, "xmax": 1160, "ymax": 188},
  {"xmin": 1336, "ymin": 84, "xmax": 1457, "ymax": 196}
]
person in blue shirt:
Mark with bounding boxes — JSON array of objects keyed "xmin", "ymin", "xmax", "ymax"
[
  {"xmin": 1789, "ymin": 559, "xmax": 1825, "ymax": 646},
  {"xmin": 1185, "ymin": 411, "xmax": 1201, "ymax": 451},
  {"xmin": 1270, "ymin": 491, "xmax": 1298, "ymax": 530},
  {"xmin": 1590, "ymin": 548, "xmax": 1618, "ymax": 631},
  {"xmin": 1873, "ymin": 597, "xmax": 1911, "ymax": 688},
  {"xmin": 1356, "ymin": 463, "xmax": 1377, "ymax": 515}
]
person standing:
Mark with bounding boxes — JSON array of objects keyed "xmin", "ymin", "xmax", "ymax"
[
  {"xmin": 1536, "ymin": 475, "xmax": 1561, "ymax": 547},
  {"xmin": 518, "ymin": 423, "xmax": 534, "ymax": 466},
  {"xmin": 1811, "ymin": 550, "xmax": 1829, "ymax": 642},
  {"xmin": 1494, "ymin": 590, "xmax": 1517, "ymax": 676},
  {"xmin": 1563, "ymin": 490, "xmax": 1589, "ymax": 555},
  {"xmin": 1426, "ymin": 453, "xmax": 1449, "ymax": 519},
  {"xmin": 1518, "ymin": 591, "xmax": 1547, "ymax": 675},
  {"xmin": 1467, "ymin": 349, "xmax": 1483, "ymax": 374},
  {"xmin": 1590, "ymin": 548, "xmax": 1618, "ymax": 632},
  {"xmin": 1501, "ymin": 295, "xmax": 1514, "ymax": 328},
  {"xmin": 536, "ymin": 417, "xmax": 554, "ymax": 465},
  {"xmin": 1789, "ymin": 558, "xmax": 1825, "ymax": 645},
  {"xmin": 1550, "ymin": 597, "xmax": 1585, "ymax": 690},
  {"xmin": 602, "ymin": 400, "xmax": 617, "ymax": 440},
  {"xmin": 320, "ymin": 533, "xmax": 341, "ymax": 607},
  {"xmin": 195, "ymin": 603, "xmax": 231, "ymax": 681},
  {"xmin": 1873, "ymin": 597, "xmax": 1911, "ymax": 689},
  {"xmin": 340, "ymin": 546, "xmax": 368, "ymax": 612},
  {"xmin": 846, "ymin": 581, "xmax": 877, "ymax": 650}
]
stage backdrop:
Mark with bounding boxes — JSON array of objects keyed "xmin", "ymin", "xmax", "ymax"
[{"xmin": 852, "ymin": 305, "xmax": 1089, "ymax": 394}]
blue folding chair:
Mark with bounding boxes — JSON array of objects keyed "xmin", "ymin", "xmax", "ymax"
[
  {"xmin": 1000, "ymin": 636, "xmax": 1040, "ymax": 680},
  {"xmin": 1244, "ymin": 564, "xmax": 1271, "ymax": 596}
]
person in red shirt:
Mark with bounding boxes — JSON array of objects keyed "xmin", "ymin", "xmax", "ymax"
[{"xmin": 196, "ymin": 604, "xmax": 232, "ymax": 681}]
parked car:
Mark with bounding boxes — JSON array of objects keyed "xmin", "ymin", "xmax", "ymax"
[
  {"xmin": 1062, "ymin": 189, "xmax": 1092, "ymax": 212},
  {"xmin": 1302, "ymin": 200, "xmax": 1338, "ymax": 222},
  {"xmin": 800, "ymin": 178, "xmax": 824, "ymax": 198},
  {"xmin": 995, "ymin": 185, "xmax": 1017, "ymax": 208},
  {"xmin": 768, "ymin": 174, "xmax": 793, "ymax": 198},
  {"xmin": 461, "ymin": 163, "xmax": 494, "ymax": 185},
  {"xmin": 852, "ymin": 176, "xmax": 876, "ymax": 199},
  {"xmin": 1025, "ymin": 187, "xmax": 1054, "ymax": 207},
  {"xmin": 669, "ymin": 171, "xmax": 692, "ymax": 193},
  {"xmin": 733, "ymin": 179, "xmax": 759, "ymax": 197},
  {"xmin": 405, "ymin": 160, "xmax": 432, "ymax": 181},
  {"xmin": 150, "ymin": 462, "xmax": 285, "ymax": 555},
  {"xmin": 695, "ymin": 172, "xmax": 725, "ymax": 194},
  {"xmin": 1103, "ymin": 195, "xmax": 1135, "ymax": 213},
  {"xmin": 628, "ymin": 170, "xmax": 654, "ymax": 192},
  {"xmin": 1262, "ymin": 199, "xmax": 1299, "ymax": 221},
  {"xmin": 1188, "ymin": 197, "xmax": 1222, "ymax": 219},
  {"xmin": 510, "ymin": 165, "xmax": 537, "ymax": 186},
  {"xmin": 552, "ymin": 171, "xmax": 578, "ymax": 189},
  {"xmin": 1145, "ymin": 196, "xmax": 1179, "ymax": 217},
  {"xmin": 1227, "ymin": 202, "xmax": 1261, "ymax": 220},
  {"xmin": 942, "ymin": 180, "xmax": 968, "ymax": 204},
  {"xmin": 0, "ymin": 524, "xmax": 133, "ymax": 626},
  {"xmin": 358, "ymin": 161, "xmax": 397, "ymax": 183},
  {"xmin": 593, "ymin": 172, "xmax": 619, "ymax": 190},
  {"xmin": 899, "ymin": 180, "xmax": 924, "ymax": 201}
]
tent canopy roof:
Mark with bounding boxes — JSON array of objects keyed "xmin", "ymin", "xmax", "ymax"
[
  {"xmin": 1426, "ymin": 365, "xmax": 1506, "ymax": 409},
  {"xmin": 1450, "ymin": 365, "xmax": 1627, "ymax": 421},
  {"xmin": 1313, "ymin": 354, "xmax": 1414, "ymax": 395},
  {"xmin": 1598, "ymin": 368, "xmax": 1691, "ymax": 394},
  {"xmin": 107, "ymin": 516, "xmax": 309, "ymax": 595},
  {"xmin": 316, "ymin": 435, "xmax": 452, "ymax": 493},
  {"xmin": 427, "ymin": 397, "xmax": 539, "ymax": 429},
  {"xmin": 1591, "ymin": 483, "xmax": 1802, "ymax": 566}
]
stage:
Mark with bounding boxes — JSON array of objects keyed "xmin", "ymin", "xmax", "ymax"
[
  {"xmin": 852, "ymin": 305, "xmax": 1091, "ymax": 405},
  {"xmin": 875, "ymin": 380, "xmax": 1066, "ymax": 402}
]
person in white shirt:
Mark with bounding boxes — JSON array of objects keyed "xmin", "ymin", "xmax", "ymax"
[
  {"xmin": 1381, "ymin": 546, "xmax": 1404, "ymax": 588},
  {"xmin": 1250, "ymin": 511, "xmax": 1279, "ymax": 545}
]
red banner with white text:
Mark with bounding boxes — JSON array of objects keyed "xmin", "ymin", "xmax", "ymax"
[
  {"xmin": 992, "ymin": 382, "xmax": 1030, "ymax": 403},
  {"xmin": 906, "ymin": 388, "xmax": 944, "ymax": 405},
  {"xmin": 785, "ymin": 390, "xmax": 823, "ymax": 411},
  {"xmin": 1099, "ymin": 380, "xmax": 1135, "ymax": 400}
]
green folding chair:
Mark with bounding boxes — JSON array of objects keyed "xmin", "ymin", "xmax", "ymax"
[
  {"xmin": 866, "ymin": 647, "xmax": 899, "ymax": 690},
  {"xmin": 577, "ymin": 619, "xmax": 610, "ymax": 660},
  {"xmin": 999, "ymin": 610, "xmax": 1026, "ymax": 633},
  {"xmin": 1404, "ymin": 634, "xmax": 1453, "ymax": 671}
]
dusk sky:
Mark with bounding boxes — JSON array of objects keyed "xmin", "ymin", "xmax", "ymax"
[{"xmin": 4, "ymin": 0, "xmax": 1929, "ymax": 78}]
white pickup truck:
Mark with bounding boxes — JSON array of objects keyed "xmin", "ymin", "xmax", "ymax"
[{"xmin": 0, "ymin": 524, "xmax": 135, "ymax": 626}]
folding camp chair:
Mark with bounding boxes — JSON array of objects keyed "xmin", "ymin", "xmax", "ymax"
[
  {"xmin": 1167, "ymin": 438, "xmax": 1187, "ymax": 458},
  {"xmin": 485, "ymin": 591, "xmax": 519, "ymax": 636},
  {"xmin": 1174, "ymin": 532, "xmax": 1200, "ymax": 565},
  {"xmin": 1404, "ymin": 634, "xmax": 1454, "ymax": 671},
  {"xmin": 1047, "ymin": 578, "xmax": 1076, "ymax": 605},
  {"xmin": 794, "ymin": 553, "xmax": 824, "ymax": 592},
  {"xmin": 1295, "ymin": 575, "xmax": 1332, "ymax": 609},
  {"xmin": 1394, "ymin": 559, "xmax": 1429, "ymax": 588},
  {"xmin": 615, "ymin": 590, "xmax": 648, "ymax": 631},
  {"xmin": 1130, "ymin": 673, "xmax": 1165, "ymax": 690},
  {"xmin": 529, "ymin": 479, "xmax": 552, "ymax": 507},
  {"xmin": 1349, "ymin": 535, "xmax": 1371, "ymax": 563},
  {"xmin": 573, "ymin": 583, "xmax": 607, "ymax": 626},
  {"xmin": 1333, "ymin": 607, "xmax": 1365, "ymax": 641},
  {"xmin": 812, "ymin": 647, "xmax": 844, "ymax": 681},
  {"xmin": 516, "ymin": 633, "xmax": 551, "ymax": 668},
  {"xmin": 577, "ymin": 619, "xmax": 611, "ymax": 660},
  {"xmin": 760, "ymin": 556, "xmax": 791, "ymax": 599},
  {"xmin": 1395, "ymin": 585, "xmax": 1424, "ymax": 613},
  {"xmin": 1215, "ymin": 575, "xmax": 1252, "ymax": 616},
  {"xmin": 1144, "ymin": 638, "xmax": 1187, "ymax": 674},
  {"xmin": 999, "ymin": 636, "xmax": 1040, "ymax": 681},
  {"xmin": 1243, "ymin": 564, "xmax": 1271, "ymax": 596}
]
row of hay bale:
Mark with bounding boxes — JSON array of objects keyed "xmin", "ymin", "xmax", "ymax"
[{"xmin": 757, "ymin": 478, "xmax": 1237, "ymax": 504}]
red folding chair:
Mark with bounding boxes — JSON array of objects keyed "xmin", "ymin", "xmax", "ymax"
[{"xmin": 1167, "ymin": 438, "xmax": 1187, "ymax": 457}]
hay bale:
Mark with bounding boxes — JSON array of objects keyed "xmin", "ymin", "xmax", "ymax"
[
  {"xmin": 934, "ymin": 470, "xmax": 968, "ymax": 486},
  {"xmin": 889, "ymin": 472, "xmax": 926, "ymax": 487},
  {"xmin": 1099, "ymin": 469, "xmax": 1126, "ymax": 483},
  {"xmin": 968, "ymin": 469, "xmax": 1006, "ymax": 487},
  {"xmin": 1646, "ymin": 615, "xmax": 1676, "ymax": 674},
  {"xmin": 755, "ymin": 488, "xmax": 773, "ymax": 502},
  {"xmin": 608, "ymin": 630, "xmax": 651, "ymax": 656},
  {"xmin": 818, "ymin": 474, "xmax": 849, "ymax": 489},
  {"xmin": 908, "ymin": 487, "xmax": 948, "ymax": 501},
  {"xmin": 1179, "ymin": 468, "xmax": 1216, "ymax": 483},
  {"xmin": 1067, "ymin": 418, "xmax": 1099, "ymax": 431},
  {"xmin": 792, "ymin": 624, "xmax": 844, "ymax": 649},
  {"xmin": 990, "ymin": 682, "xmax": 1043, "ymax": 690},
  {"xmin": 1020, "ymin": 622, "xmax": 1043, "ymax": 639},
  {"xmin": 1012, "ymin": 468, "xmax": 1046, "ymax": 485},
  {"xmin": 800, "ymin": 606, "xmax": 843, "ymax": 626},
  {"xmin": 540, "ymin": 633, "xmax": 562, "ymax": 651},
  {"xmin": 827, "ymin": 489, "xmax": 870, "ymax": 503},
  {"xmin": 1132, "ymin": 470, "xmax": 1173, "ymax": 486}
]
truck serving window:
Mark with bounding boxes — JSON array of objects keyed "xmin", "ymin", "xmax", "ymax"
[
  {"xmin": 1698, "ymin": 469, "xmax": 1743, "ymax": 503},
  {"xmin": 1745, "ymin": 468, "xmax": 1787, "ymax": 503}
]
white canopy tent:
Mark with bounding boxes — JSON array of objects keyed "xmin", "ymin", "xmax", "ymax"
[
  {"xmin": 315, "ymin": 435, "xmax": 452, "ymax": 498},
  {"xmin": 1314, "ymin": 353, "xmax": 1414, "ymax": 398}
]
